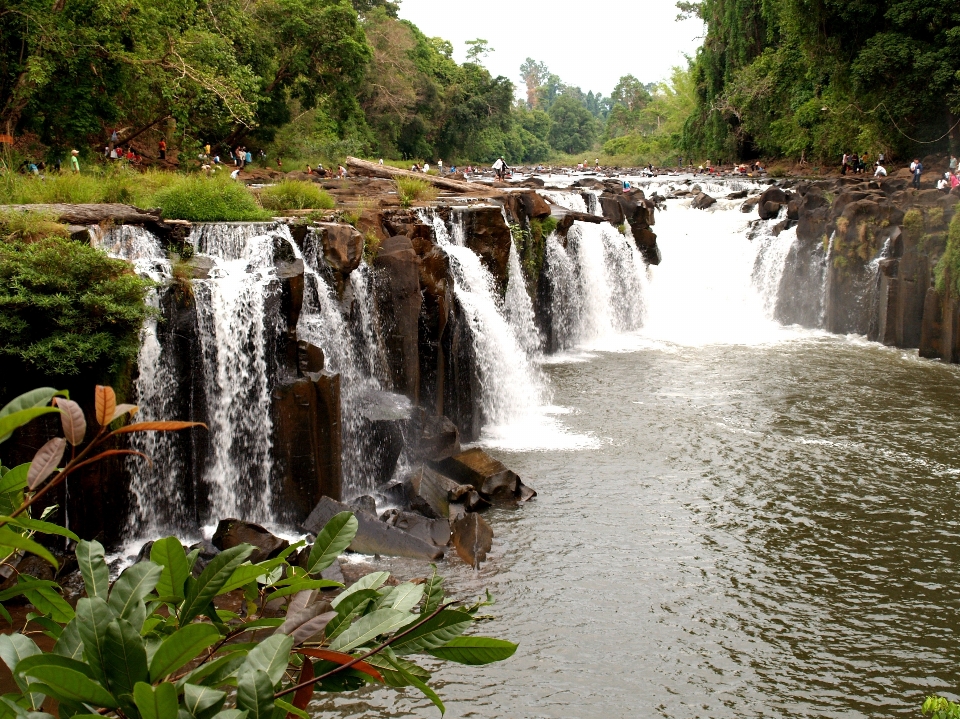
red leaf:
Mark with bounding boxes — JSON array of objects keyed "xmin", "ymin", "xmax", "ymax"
[
  {"xmin": 27, "ymin": 438, "xmax": 66, "ymax": 489},
  {"xmin": 53, "ymin": 398, "xmax": 86, "ymax": 446},
  {"xmin": 110, "ymin": 403, "xmax": 139, "ymax": 423},
  {"xmin": 296, "ymin": 648, "xmax": 383, "ymax": 683},
  {"xmin": 110, "ymin": 421, "xmax": 207, "ymax": 435},
  {"xmin": 290, "ymin": 658, "xmax": 315, "ymax": 717},
  {"xmin": 94, "ymin": 386, "xmax": 116, "ymax": 427}
]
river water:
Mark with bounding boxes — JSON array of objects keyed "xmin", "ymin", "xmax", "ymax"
[{"xmin": 316, "ymin": 198, "xmax": 960, "ymax": 718}]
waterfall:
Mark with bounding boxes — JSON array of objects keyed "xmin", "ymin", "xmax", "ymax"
[
  {"xmin": 540, "ymin": 191, "xmax": 588, "ymax": 213},
  {"xmin": 542, "ymin": 221, "xmax": 648, "ymax": 350},
  {"xmin": 504, "ymin": 242, "xmax": 542, "ymax": 355},
  {"xmin": 753, "ymin": 225, "xmax": 800, "ymax": 318},
  {"xmin": 92, "ymin": 225, "xmax": 169, "ymax": 282},
  {"xmin": 296, "ymin": 229, "xmax": 385, "ymax": 499},
  {"xmin": 191, "ymin": 223, "xmax": 287, "ymax": 524}
]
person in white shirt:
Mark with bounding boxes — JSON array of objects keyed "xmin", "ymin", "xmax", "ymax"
[{"xmin": 874, "ymin": 164, "xmax": 887, "ymax": 177}]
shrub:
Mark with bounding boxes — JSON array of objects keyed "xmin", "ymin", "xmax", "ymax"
[
  {"xmin": 0, "ymin": 209, "xmax": 70, "ymax": 243},
  {"xmin": 0, "ymin": 237, "xmax": 153, "ymax": 380},
  {"xmin": 152, "ymin": 175, "xmax": 270, "ymax": 222},
  {"xmin": 396, "ymin": 177, "xmax": 438, "ymax": 208},
  {"xmin": 935, "ymin": 212, "xmax": 960, "ymax": 295},
  {"xmin": 261, "ymin": 180, "xmax": 335, "ymax": 211}
]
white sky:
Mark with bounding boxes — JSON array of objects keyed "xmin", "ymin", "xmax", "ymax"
[{"xmin": 397, "ymin": 0, "xmax": 706, "ymax": 98}]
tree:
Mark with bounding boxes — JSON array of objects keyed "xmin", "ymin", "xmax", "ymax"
[
  {"xmin": 610, "ymin": 75, "xmax": 653, "ymax": 112},
  {"xmin": 548, "ymin": 95, "xmax": 597, "ymax": 154},
  {"xmin": 465, "ymin": 39, "xmax": 494, "ymax": 65},
  {"xmin": 519, "ymin": 58, "xmax": 550, "ymax": 108}
]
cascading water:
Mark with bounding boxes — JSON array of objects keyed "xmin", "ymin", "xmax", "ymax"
[
  {"xmin": 296, "ymin": 228, "xmax": 386, "ymax": 499},
  {"xmin": 540, "ymin": 190, "xmax": 588, "ymax": 213},
  {"xmin": 504, "ymin": 241, "xmax": 542, "ymax": 356},
  {"xmin": 191, "ymin": 224, "xmax": 288, "ymax": 524}
]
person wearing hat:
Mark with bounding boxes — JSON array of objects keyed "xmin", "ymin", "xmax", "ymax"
[{"xmin": 70, "ymin": 150, "xmax": 80, "ymax": 173}]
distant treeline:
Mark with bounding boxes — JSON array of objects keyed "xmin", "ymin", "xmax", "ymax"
[{"xmin": 679, "ymin": 0, "xmax": 960, "ymax": 163}]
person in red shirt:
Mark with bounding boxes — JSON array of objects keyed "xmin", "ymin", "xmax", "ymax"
[{"xmin": 158, "ymin": 139, "xmax": 167, "ymax": 160}]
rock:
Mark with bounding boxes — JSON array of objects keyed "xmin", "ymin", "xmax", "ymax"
[
  {"xmin": 350, "ymin": 495, "xmax": 378, "ymax": 517},
  {"xmin": 741, "ymin": 196, "xmax": 762, "ymax": 213},
  {"xmin": 358, "ymin": 390, "xmax": 413, "ymax": 484},
  {"xmin": 599, "ymin": 194, "xmax": 625, "ymax": 226},
  {"xmin": 518, "ymin": 190, "xmax": 552, "ymax": 219},
  {"xmin": 212, "ymin": 519, "xmax": 290, "ymax": 564},
  {"xmin": 451, "ymin": 513, "xmax": 494, "ymax": 568},
  {"xmin": 315, "ymin": 223, "xmax": 364, "ymax": 275},
  {"xmin": 407, "ymin": 411, "xmax": 461, "ymax": 463},
  {"xmin": 757, "ymin": 186, "xmax": 790, "ymax": 220},
  {"xmin": 759, "ymin": 201, "xmax": 784, "ymax": 220},
  {"xmin": 0, "ymin": 554, "xmax": 55, "ymax": 596},
  {"xmin": 691, "ymin": 193, "xmax": 717, "ymax": 210},
  {"xmin": 184, "ymin": 255, "xmax": 216, "ymax": 279},
  {"xmin": 303, "ymin": 496, "xmax": 444, "ymax": 561},
  {"xmin": 297, "ymin": 341, "xmax": 325, "ymax": 374},
  {"xmin": 515, "ymin": 177, "xmax": 545, "ymax": 188},
  {"xmin": 573, "ymin": 177, "xmax": 605, "ymax": 190},
  {"xmin": 135, "ymin": 541, "xmax": 155, "ymax": 564},
  {"xmin": 432, "ymin": 448, "xmax": 534, "ymax": 502},
  {"xmin": 459, "ymin": 206, "xmax": 514, "ymax": 294},
  {"xmin": 404, "ymin": 465, "xmax": 459, "ymax": 519},
  {"xmin": 59, "ymin": 569, "xmax": 86, "ymax": 604},
  {"xmin": 373, "ymin": 236, "xmax": 422, "ymax": 399},
  {"xmin": 380, "ymin": 508, "xmax": 451, "ymax": 547},
  {"xmin": 727, "ymin": 190, "xmax": 748, "ymax": 200},
  {"xmin": 187, "ymin": 540, "xmax": 221, "ymax": 577}
]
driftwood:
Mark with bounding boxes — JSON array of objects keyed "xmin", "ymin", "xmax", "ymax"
[
  {"xmin": 0, "ymin": 203, "xmax": 162, "ymax": 225},
  {"xmin": 345, "ymin": 157, "xmax": 482, "ymax": 194},
  {"xmin": 553, "ymin": 210, "xmax": 605, "ymax": 237}
]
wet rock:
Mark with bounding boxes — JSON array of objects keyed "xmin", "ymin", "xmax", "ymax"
[
  {"xmin": 350, "ymin": 495, "xmax": 378, "ymax": 517},
  {"xmin": 404, "ymin": 465, "xmax": 459, "ymax": 519},
  {"xmin": 184, "ymin": 255, "xmax": 216, "ymax": 279},
  {"xmin": 407, "ymin": 410, "xmax": 461, "ymax": 463},
  {"xmin": 599, "ymin": 194, "xmax": 625, "ymax": 225},
  {"xmin": 213, "ymin": 519, "xmax": 290, "ymax": 564},
  {"xmin": 451, "ymin": 513, "xmax": 493, "ymax": 568},
  {"xmin": 459, "ymin": 205, "xmax": 514, "ymax": 294},
  {"xmin": 432, "ymin": 448, "xmax": 533, "ymax": 502},
  {"xmin": 691, "ymin": 193, "xmax": 717, "ymax": 210},
  {"xmin": 373, "ymin": 236, "xmax": 422, "ymax": 399},
  {"xmin": 358, "ymin": 390, "xmax": 413, "ymax": 484},
  {"xmin": 187, "ymin": 539, "xmax": 220, "ymax": 577},
  {"xmin": 514, "ymin": 176, "xmax": 545, "ymax": 188},
  {"xmin": 518, "ymin": 190, "xmax": 552, "ymax": 220},
  {"xmin": 0, "ymin": 554, "xmax": 54, "ymax": 596},
  {"xmin": 379, "ymin": 481, "xmax": 407, "ymax": 507},
  {"xmin": 297, "ymin": 341, "xmax": 325, "ymax": 374},
  {"xmin": 757, "ymin": 187, "xmax": 790, "ymax": 220},
  {"xmin": 572, "ymin": 177, "xmax": 605, "ymax": 190},
  {"xmin": 380, "ymin": 508, "xmax": 451, "ymax": 547},
  {"xmin": 303, "ymin": 496, "xmax": 444, "ymax": 561},
  {"xmin": 741, "ymin": 196, "xmax": 762, "ymax": 213},
  {"xmin": 315, "ymin": 222, "xmax": 364, "ymax": 275},
  {"xmin": 59, "ymin": 570, "xmax": 86, "ymax": 604},
  {"xmin": 135, "ymin": 541, "xmax": 155, "ymax": 564},
  {"xmin": 727, "ymin": 190, "xmax": 748, "ymax": 200},
  {"xmin": 272, "ymin": 372, "xmax": 343, "ymax": 520}
]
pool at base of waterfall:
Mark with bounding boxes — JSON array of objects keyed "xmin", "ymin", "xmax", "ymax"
[{"xmin": 304, "ymin": 199, "xmax": 960, "ymax": 719}]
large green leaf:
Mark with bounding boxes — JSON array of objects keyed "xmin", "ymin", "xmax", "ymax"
[
  {"xmin": 148, "ymin": 622, "xmax": 221, "ymax": 682},
  {"xmin": 176, "ymin": 653, "xmax": 245, "ymax": 689},
  {"xmin": 426, "ymin": 636, "xmax": 518, "ymax": 665},
  {"xmin": 323, "ymin": 589, "xmax": 379, "ymax": 642},
  {"xmin": 0, "ymin": 633, "xmax": 44, "ymax": 708},
  {"xmin": 391, "ymin": 610, "xmax": 473, "ymax": 655},
  {"xmin": 179, "ymin": 545, "xmax": 253, "ymax": 626},
  {"xmin": 103, "ymin": 618, "xmax": 149, "ymax": 703},
  {"xmin": 53, "ymin": 619, "xmax": 84, "ymax": 660},
  {"xmin": 328, "ymin": 609, "xmax": 412, "ymax": 653},
  {"xmin": 20, "ymin": 580, "xmax": 73, "ymax": 623},
  {"xmin": 364, "ymin": 651, "xmax": 431, "ymax": 688},
  {"xmin": 0, "ymin": 516, "xmax": 78, "ymax": 542},
  {"xmin": 0, "ymin": 529, "xmax": 57, "ymax": 570},
  {"xmin": 0, "ymin": 389, "xmax": 65, "ymax": 419},
  {"xmin": 75, "ymin": 597, "xmax": 117, "ymax": 683},
  {"xmin": 133, "ymin": 682, "xmax": 178, "ymax": 719},
  {"xmin": 422, "ymin": 566, "xmax": 445, "ymax": 615},
  {"xmin": 150, "ymin": 538, "xmax": 189, "ymax": 602},
  {"xmin": 210, "ymin": 712, "xmax": 247, "ymax": 719},
  {"xmin": 0, "ymin": 694, "xmax": 54, "ymax": 719},
  {"xmin": 0, "ymin": 464, "xmax": 29, "ymax": 495},
  {"xmin": 16, "ymin": 655, "xmax": 117, "ymax": 709},
  {"xmin": 306, "ymin": 512, "xmax": 357, "ymax": 574},
  {"xmin": 378, "ymin": 583, "xmax": 424, "ymax": 613},
  {"xmin": 239, "ymin": 634, "xmax": 293, "ymax": 687},
  {"xmin": 218, "ymin": 556, "xmax": 287, "ymax": 596},
  {"xmin": 183, "ymin": 684, "xmax": 226, "ymax": 719},
  {"xmin": 330, "ymin": 572, "xmax": 389, "ymax": 608},
  {"xmin": 108, "ymin": 561, "xmax": 162, "ymax": 629},
  {"xmin": 76, "ymin": 540, "xmax": 110, "ymax": 599},
  {"xmin": 235, "ymin": 669, "xmax": 274, "ymax": 719}
]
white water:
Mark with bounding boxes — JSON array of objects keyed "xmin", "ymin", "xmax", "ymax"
[
  {"xmin": 540, "ymin": 190, "xmax": 588, "ymax": 213},
  {"xmin": 192, "ymin": 223, "xmax": 285, "ymax": 523},
  {"xmin": 504, "ymin": 242, "xmax": 542, "ymax": 356}
]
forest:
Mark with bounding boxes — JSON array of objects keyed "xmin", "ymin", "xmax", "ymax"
[
  {"xmin": 680, "ymin": 0, "xmax": 960, "ymax": 163},
  {"xmin": 0, "ymin": 0, "xmax": 692, "ymax": 167}
]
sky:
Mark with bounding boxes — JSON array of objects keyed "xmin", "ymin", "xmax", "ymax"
[{"xmin": 397, "ymin": 0, "xmax": 706, "ymax": 98}]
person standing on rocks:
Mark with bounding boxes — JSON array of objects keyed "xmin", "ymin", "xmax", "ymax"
[
  {"xmin": 70, "ymin": 149, "xmax": 80, "ymax": 173},
  {"xmin": 841, "ymin": 152, "xmax": 849, "ymax": 175},
  {"xmin": 438, "ymin": 159, "xmax": 443, "ymax": 173},
  {"xmin": 912, "ymin": 159, "xmax": 923, "ymax": 189}
]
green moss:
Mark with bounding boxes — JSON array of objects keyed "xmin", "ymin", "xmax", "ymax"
[
  {"xmin": 926, "ymin": 207, "xmax": 945, "ymax": 231},
  {"xmin": 363, "ymin": 231, "xmax": 381, "ymax": 263},
  {"xmin": 903, "ymin": 208, "xmax": 924, "ymax": 238},
  {"xmin": 934, "ymin": 213, "xmax": 960, "ymax": 296}
]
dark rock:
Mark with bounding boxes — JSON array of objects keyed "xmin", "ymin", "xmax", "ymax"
[
  {"xmin": 692, "ymin": 193, "xmax": 717, "ymax": 210},
  {"xmin": 741, "ymin": 196, "xmax": 762, "ymax": 213},
  {"xmin": 407, "ymin": 410, "xmax": 461, "ymax": 463},
  {"xmin": 380, "ymin": 508, "xmax": 451, "ymax": 547},
  {"xmin": 272, "ymin": 372, "xmax": 342, "ymax": 522},
  {"xmin": 303, "ymin": 496, "xmax": 444, "ymax": 561},
  {"xmin": 599, "ymin": 194, "xmax": 625, "ymax": 226},
  {"xmin": 757, "ymin": 187, "xmax": 790, "ymax": 220},
  {"xmin": 432, "ymin": 448, "xmax": 531, "ymax": 502},
  {"xmin": 358, "ymin": 390, "xmax": 413, "ymax": 484},
  {"xmin": 727, "ymin": 190, "xmax": 748, "ymax": 200},
  {"xmin": 404, "ymin": 465, "xmax": 459, "ymax": 519},
  {"xmin": 213, "ymin": 519, "xmax": 289, "ymax": 564},
  {"xmin": 350, "ymin": 495, "xmax": 378, "ymax": 517},
  {"xmin": 373, "ymin": 236, "xmax": 422, "ymax": 400},
  {"xmin": 759, "ymin": 201, "xmax": 784, "ymax": 220},
  {"xmin": 379, "ymin": 481, "xmax": 407, "ymax": 507},
  {"xmin": 451, "ymin": 513, "xmax": 494, "ymax": 568},
  {"xmin": 59, "ymin": 569, "xmax": 86, "ymax": 604},
  {"xmin": 518, "ymin": 190, "xmax": 552, "ymax": 220},
  {"xmin": 315, "ymin": 222, "xmax": 364, "ymax": 276},
  {"xmin": 459, "ymin": 206, "xmax": 514, "ymax": 294},
  {"xmin": 135, "ymin": 541, "xmax": 155, "ymax": 564},
  {"xmin": 184, "ymin": 255, "xmax": 216, "ymax": 280},
  {"xmin": 297, "ymin": 341, "xmax": 325, "ymax": 374}
]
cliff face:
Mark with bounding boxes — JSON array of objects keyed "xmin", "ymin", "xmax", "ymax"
[{"xmin": 765, "ymin": 178, "xmax": 960, "ymax": 360}]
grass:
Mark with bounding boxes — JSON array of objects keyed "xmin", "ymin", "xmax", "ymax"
[
  {"xmin": 395, "ymin": 177, "xmax": 438, "ymax": 208},
  {"xmin": 260, "ymin": 180, "xmax": 334, "ymax": 211},
  {"xmin": 149, "ymin": 175, "xmax": 270, "ymax": 222},
  {"xmin": 935, "ymin": 211, "xmax": 960, "ymax": 296},
  {"xmin": 0, "ymin": 208, "xmax": 70, "ymax": 243}
]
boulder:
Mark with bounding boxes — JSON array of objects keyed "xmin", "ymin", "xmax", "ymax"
[
  {"xmin": 303, "ymin": 496, "xmax": 444, "ymax": 561},
  {"xmin": 297, "ymin": 341, "xmax": 325, "ymax": 374},
  {"xmin": 759, "ymin": 201, "xmax": 784, "ymax": 220},
  {"xmin": 212, "ymin": 519, "xmax": 289, "ymax": 564},
  {"xmin": 518, "ymin": 190, "xmax": 552, "ymax": 219},
  {"xmin": 741, "ymin": 196, "xmax": 762, "ymax": 213},
  {"xmin": 450, "ymin": 513, "xmax": 494, "ymax": 568},
  {"xmin": 459, "ymin": 206, "xmax": 514, "ymax": 294},
  {"xmin": 599, "ymin": 194, "xmax": 625, "ymax": 226},
  {"xmin": 314, "ymin": 222, "xmax": 364, "ymax": 275},
  {"xmin": 357, "ymin": 390, "xmax": 413, "ymax": 484},
  {"xmin": 184, "ymin": 255, "xmax": 216, "ymax": 280},
  {"xmin": 691, "ymin": 193, "xmax": 717, "ymax": 210},
  {"xmin": 757, "ymin": 186, "xmax": 790, "ymax": 220},
  {"xmin": 727, "ymin": 190, "xmax": 748, "ymax": 200},
  {"xmin": 373, "ymin": 236, "xmax": 423, "ymax": 399},
  {"xmin": 404, "ymin": 465, "xmax": 460, "ymax": 519},
  {"xmin": 407, "ymin": 411, "xmax": 461, "ymax": 463},
  {"xmin": 380, "ymin": 508, "xmax": 451, "ymax": 547},
  {"xmin": 432, "ymin": 448, "xmax": 535, "ymax": 502},
  {"xmin": 350, "ymin": 495, "xmax": 378, "ymax": 517}
]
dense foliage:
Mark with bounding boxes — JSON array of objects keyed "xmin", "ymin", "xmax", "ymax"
[
  {"xmin": 680, "ymin": 0, "xmax": 960, "ymax": 162},
  {"xmin": 0, "ymin": 387, "xmax": 517, "ymax": 719},
  {"xmin": 0, "ymin": 234, "xmax": 152, "ymax": 383}
]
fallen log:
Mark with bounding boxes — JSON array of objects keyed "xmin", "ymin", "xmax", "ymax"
[
  {"xmin": 345, "ymin": 156, "xmax": 481, "ymax": 194},
  {"xmin": 0, "ymin": 203, "xmax": 162, "ymax": 225}
]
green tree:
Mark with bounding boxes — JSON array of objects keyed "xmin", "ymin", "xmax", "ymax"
[
  {"xmin": 519, "ymin": 58, "xmax": 550, "ymax": 109},
  {"xmin": 548, "ymin": 95, "xmax": 597, "ymax": 154},
  {"xmin": 465, "ymin": 38, "xmax": 493, "ymax": 65}
]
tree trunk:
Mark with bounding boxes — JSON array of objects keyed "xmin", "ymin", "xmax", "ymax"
[
  {"xmin": 345, "ymin": 157, "xmax": 482, "ymax": 193},
  {"xmin": 0, "ymin": 204, "xmax": 162, "ymax": 225}
]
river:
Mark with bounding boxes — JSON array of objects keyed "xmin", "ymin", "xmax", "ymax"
[{"xmin": 314, "ymin": 196, "xmax": 960, "ymax": 718}]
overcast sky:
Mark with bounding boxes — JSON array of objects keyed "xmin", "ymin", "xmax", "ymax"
[{"xmin": 397, "ymin": 0, "xmax": 705, "ymax": 97}]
